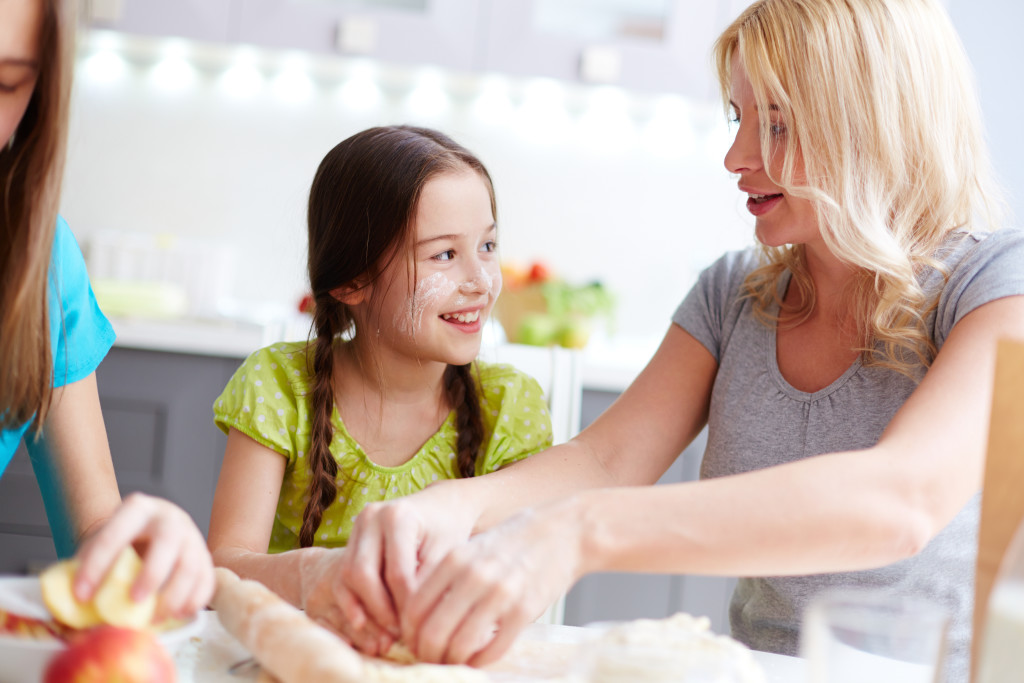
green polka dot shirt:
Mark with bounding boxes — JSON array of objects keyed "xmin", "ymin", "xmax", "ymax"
[{"xmin": 213, "ymin": 341, "xmax": 553, "ymax": 553}]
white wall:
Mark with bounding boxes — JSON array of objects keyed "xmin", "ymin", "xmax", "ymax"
[
  {"xmin": 59, "ymin": 1, "xmax": 1021, "ymax": 346},
  {"xmin": 947, "ymin": 0, "xmax": 1024, "ymax": 228},
  {"xmin": 58, "ymin": 36, "xmax": 754, "ymax": 344}
]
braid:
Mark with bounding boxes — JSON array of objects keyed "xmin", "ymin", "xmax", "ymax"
[
  {"xmin": 298, "ymin": 323, "xmax": 339, "ymax": 548},
  {"xmin": 444, "ymin": 363, "xmax": 485, "ymax": 478}
]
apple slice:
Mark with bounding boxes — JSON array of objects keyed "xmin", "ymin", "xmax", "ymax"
[
  {"xmin": 93, "ymin": 548, "xmax": 157, "ymax": 629},
  {"xmin": 39, "ymin": 560, "xmax": 102, "ymax": 630}
]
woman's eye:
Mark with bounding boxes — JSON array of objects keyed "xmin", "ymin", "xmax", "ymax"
[
  {"xmin": 481, "ymin": 240, "xmax": 497, "ymax": 253},
  {"xmin": 433, "ymin": 249, "xmax": 456, "ymax": 262},
  {"xmin": 769, "ymin": 123, "xmax": 787, "ymax": 137}
]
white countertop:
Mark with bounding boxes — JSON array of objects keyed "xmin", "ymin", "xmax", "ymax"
[
  {"xmin": 176, "ymin": 612, "xmax": 807, "ymax": 683},
  {"xmin": 108, "ymin": 316, "xmax": 657, "ymax": 393}
]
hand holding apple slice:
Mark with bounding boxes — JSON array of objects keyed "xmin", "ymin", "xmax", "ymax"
[{"xmin": 40, "ymin": 547, "xmax": 157, "ymax": 630}]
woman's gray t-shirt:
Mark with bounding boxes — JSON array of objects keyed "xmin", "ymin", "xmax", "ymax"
[{"xmin": 672, "ymin": 229, "xmax": 1024, "ymax": 682}]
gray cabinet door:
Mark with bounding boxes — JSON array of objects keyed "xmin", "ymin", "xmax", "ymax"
[
  {"xmin": 95, "ymin": 348, "xmax": 239, "ymax": 536},
  {"xmin": 0, "ymin": 444, "xmax": 58, "ymax": 574},
  {"xmin": 0, "ymin": 348, "xmax": 242, "ymax": 575}
]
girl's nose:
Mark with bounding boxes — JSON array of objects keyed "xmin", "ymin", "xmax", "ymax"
[
  {"xmin": 458, "ymin": 266, "xmax": 491, "ymax": 294},
  {"xmin": 724, "ymin": 119, "xmax": 762, "ymax": 175}
]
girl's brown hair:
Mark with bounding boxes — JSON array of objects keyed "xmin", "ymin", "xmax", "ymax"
[
  {"xmin": 299, "ymin": 125, "xmax": 495, "ymax": 548},
  {"xmin": 0, "ymin": 0, "xmax": 74, "ymax": 430}
]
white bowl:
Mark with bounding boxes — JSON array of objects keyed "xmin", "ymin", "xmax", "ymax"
[{"xmin": 0, "ymin": 576, "xmax": 205, "ymax": 683}]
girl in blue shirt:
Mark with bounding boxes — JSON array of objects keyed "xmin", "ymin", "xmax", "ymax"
[{"xmin": 0, "ymin": 0, "xmax": 212, "ymax": 619}]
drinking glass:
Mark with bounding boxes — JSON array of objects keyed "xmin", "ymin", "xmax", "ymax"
[{"xmin": 801, "ymin": 588, "xmax": 950, "ymax": 683}]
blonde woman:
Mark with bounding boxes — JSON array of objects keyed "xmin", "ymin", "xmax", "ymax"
[
  {"xmin": 1, "ymin": 0, "xmax": 213, "ymax": 618},
  {"xmin": 331, "ymin": 0, "xmax": 1024, "ymax": 680}
]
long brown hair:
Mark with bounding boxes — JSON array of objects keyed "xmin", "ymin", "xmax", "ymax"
[
  {"xmin": 299, "ymin": 125, "xmax": 494, "ymax": 548},
  {"xmin": 0, "ymin": 0, "xmax": 74, "ymax": 430}
]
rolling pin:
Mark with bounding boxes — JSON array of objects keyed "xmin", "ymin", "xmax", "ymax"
[{"xmin": 211, "ymin": 567, "xmax": 365, "ymax": 683}]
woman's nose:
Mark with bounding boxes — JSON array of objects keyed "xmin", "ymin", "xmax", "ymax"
[{"xmin": 724, "ymin": 119, "xmax": 762, "ymax": 175}]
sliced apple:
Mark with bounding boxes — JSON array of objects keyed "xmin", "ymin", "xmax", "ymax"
[
  {"xmin": 93, "ymin": 548, "xmax": 157, "ymax": 629},
  {"xmin": 39, "ymin": 559, "xmax": 103, "ymax": 630}
]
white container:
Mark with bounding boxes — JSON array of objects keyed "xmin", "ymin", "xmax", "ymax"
[{"xmin": 84, "ymin": 230, "xmax": 235, "ymax": 319}]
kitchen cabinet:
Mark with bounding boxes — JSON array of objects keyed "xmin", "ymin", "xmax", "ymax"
[
  {"xmin": 83, "ymin": 0, "xmax": 753, "ymax": 99},
  {"xmin": 83, "ymin": 0, "xmax": 235, "ymax": 44},
  {"xmin": 481, "ymin": 0, "xmax": 727, "ymax": 98},
  {"xmin": 232, "ymin": 0, "xmax": 483, "ymax": 73},
  {"xmin": 0, "ymin": 347, "xmax": 239, "ymax": 574},
  {"xmin": 562, "ymin": 389, "xmax": 737, "ymax": 634}
]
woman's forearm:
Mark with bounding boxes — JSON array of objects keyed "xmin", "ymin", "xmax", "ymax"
[
  {"xmin": 456, "ymin": 438, "xmax": 622, "ymax": 533},
  {"xmin": 574, "ymin": 445, "xmax": 941, "ymax": 578}
]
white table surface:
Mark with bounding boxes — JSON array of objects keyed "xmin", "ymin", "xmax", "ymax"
[{"xmin": 174, "ymin": 612, "xmax": 808, "ymax": 683}]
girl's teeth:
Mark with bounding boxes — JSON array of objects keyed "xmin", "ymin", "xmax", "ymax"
[{"xmin": 442, "ymin": 311, "xmax": 480, "ymax": 323}]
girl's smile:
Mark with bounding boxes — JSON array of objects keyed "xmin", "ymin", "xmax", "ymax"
[{"xmin": 367, "ymin": 168, "xmax": 500, "ymax": 367}]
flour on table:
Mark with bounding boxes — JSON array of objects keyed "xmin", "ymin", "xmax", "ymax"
[
  {"xmin": 580, "ymin": 612, "xmax": 767, "ymax": 683},
  {"xmin": 360, "ymin": 642, "xmax": 490, "ymax": 682}
]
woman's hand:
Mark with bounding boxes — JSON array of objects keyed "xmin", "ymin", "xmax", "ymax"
[
  {"xmin": 403, "ymin": 498, "xmax": 587, "ymax": 666},
  {"xmin": 73, "ymin": 492, "xmax": 215, "ymax": 621},
  {"xmin": 329, "ymin": 482, "xmax": 480, "ymax": 652}
]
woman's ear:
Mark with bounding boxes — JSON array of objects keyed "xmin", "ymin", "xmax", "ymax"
[{"xmin": 330, "ymin": 282, "xmax": 369, "ymax": 305}]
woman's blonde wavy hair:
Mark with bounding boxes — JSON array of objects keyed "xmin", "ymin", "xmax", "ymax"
[{"xmin": 712, "ymin": 0, "xmax": 1004, "ymax": 377}]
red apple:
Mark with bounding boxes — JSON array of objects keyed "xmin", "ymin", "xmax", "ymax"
[
  {"xmin": 528, "ymin": 261, "xmax": 553, "ymax": 283},
  {"xmin": 44, "ymin": 625, "xmax": 176, "ymax": 683},
  {"xmin": 500, "ymin": 261, "xmax": 530, "ymax": 290}
]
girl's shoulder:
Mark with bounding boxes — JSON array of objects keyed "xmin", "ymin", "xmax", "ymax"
[
  {"xmin": 239, "ymin": 341, "xmax": 314, "ymax": 383},
  {"xmin": 219, "ymin": 341, "xmax": 314, "ymax": 406}
]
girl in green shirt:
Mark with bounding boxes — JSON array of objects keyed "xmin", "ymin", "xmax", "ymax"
[{"xmin": 207, "ymin": 126, "xmax": 552, "ymax": 655}]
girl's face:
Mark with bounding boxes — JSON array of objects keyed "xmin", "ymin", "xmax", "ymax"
[
  {"xmin": 723, "ymin": 56, "xmax": 820, "ymax": 248},
  {"xmin": 0, "ymin": 0, "xmax": 41, "ymax": 147},
  {"xmin": 367, "ymin": 169, "xmax": 501, "ymax": 366}
]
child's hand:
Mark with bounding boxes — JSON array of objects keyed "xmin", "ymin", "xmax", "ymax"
[
  {"xmin": 299, "ymin": 547, "xmax": 397, "ymax": 657},
  {"xmin": 73, "ymin": 492, "xmax": 215, "ymax": 621}
]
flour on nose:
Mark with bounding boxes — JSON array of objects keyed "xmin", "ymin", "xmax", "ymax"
[{"xmin": 459, "ymin": 266, "xmax": 496, "ymax": 295}]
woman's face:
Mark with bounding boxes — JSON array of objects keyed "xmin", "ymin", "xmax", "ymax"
[
  {"xmin": 0, "ymin": 0, "xmax": 41, "ymax": 147},
  {"xmin": 723, "ymin": 56, "xmax": 820, "ymax": 248},
  {"xmin": 362, "ymin": 169, "xmax": 502, "ymax": 367}
]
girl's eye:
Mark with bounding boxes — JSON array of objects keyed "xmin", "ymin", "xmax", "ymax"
[
  {"xmin": 768, "ymin": 122, "xmax": 787, "ymax": 137},
  {"xmin": 433, "ymin": 249, "xmax": 456, "ymax": 262},
  {"xmin": 481, "ymin": 240, "xmax": 497, "ymax": 253}
]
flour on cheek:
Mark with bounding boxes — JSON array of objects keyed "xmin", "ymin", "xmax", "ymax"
[{"xmin": 396, "ymin": 272, "xmax": 457, "ymax": 335}]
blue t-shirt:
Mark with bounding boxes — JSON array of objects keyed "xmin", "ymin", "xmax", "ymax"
[{"xmin": 0, "ymin": 217, "xmax": 116, "ymax": 475}]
